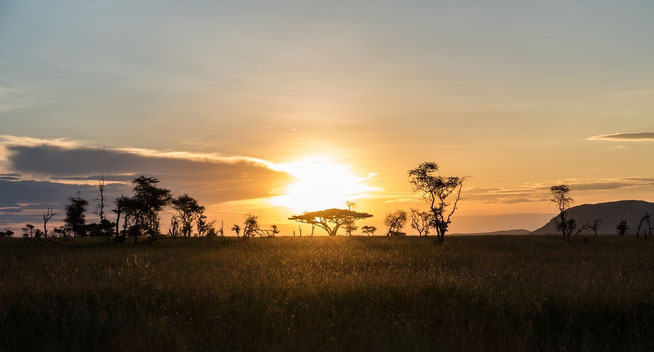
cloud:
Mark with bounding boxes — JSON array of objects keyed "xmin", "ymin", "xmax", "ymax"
[
  {"xmin": 0, "ymin": 85, "xmax": 49, "ymax": 114},
  {"xmin": 463, "ymin": 177, "xmax": 654, "ymax": 204},
  {"xmin": 464, "ymin": 186, "xmax": 548, "ymax": 204},
  {"xmin": 588, "ymin": 132, "xmax": 654, "ymax": 142},
  {"xmin": 0, "ymin": 135, "xmax": 294, "ymax": 229},
  {"xmin": 566, "ymin": 178, "xmax": 654, "ymax": 191}
]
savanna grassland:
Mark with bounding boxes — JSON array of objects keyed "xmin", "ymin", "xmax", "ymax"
[{"xmin": 0, "ymin": 236, "xmax": 652, "ymax": 351}]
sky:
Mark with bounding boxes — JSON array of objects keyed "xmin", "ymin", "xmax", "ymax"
[{"xmin": 1, "ymin": 0, "xmax": 654, "ymax": 234}]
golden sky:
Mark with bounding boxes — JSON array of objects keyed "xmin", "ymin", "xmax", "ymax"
[{"xmin": 1, "ymin": 1, "xmax": 654, "ymax": 234}]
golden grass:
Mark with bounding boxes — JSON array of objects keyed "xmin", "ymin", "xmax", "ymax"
[{"xmin": 0, "ymin": 236, "xmax": 652, "ymax": 351}]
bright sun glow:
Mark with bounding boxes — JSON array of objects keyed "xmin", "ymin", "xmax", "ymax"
[{"xmin": 270, "ymin": 157, "xmax": 377, "ymax": 213}]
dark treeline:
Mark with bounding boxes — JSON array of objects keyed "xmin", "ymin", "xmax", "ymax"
[{"xmin": 2, "ymin": 161, "xmax": 652, "ymax": 242}]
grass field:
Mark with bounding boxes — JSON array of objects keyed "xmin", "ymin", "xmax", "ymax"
[{"xmin": 0, "ymin": 236, "xmax": 652, "ymax": 351}]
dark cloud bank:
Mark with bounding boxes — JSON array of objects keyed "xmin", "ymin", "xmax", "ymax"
[{"xmin": 0, "ymin": 139, "xmax": 292, "ymax": 229}]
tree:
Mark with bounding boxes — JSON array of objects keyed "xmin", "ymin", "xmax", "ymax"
[
  {"xmin": 130, "ymin": 176, "xmax": 172, "ymax": 241},
  {"xmin": 385, "ymin": 210, "xmax": 408, "ymax": 236},
  {"xmin": 112, "ymin": 195, "xmax": 131, "ymax": 241},
  {"xmin": 168, "ymin": 216, "xmax": 180, "ymax": 237},
  {"xmin": 64, "ymin": 195, "xmax": 88, "ymax": 237},
  {"xmin": 22, "ymin": 224, "xmax": 36, "ymax": 238},
  {"xmin": 617, "ymin": 220, "xmax": 629, "ymax": 236},
  {"xmin": 550, "ymin": 185, "xmax": 574, "ymax": 240},
  {"xmin": 196, "ymin": 214, "xmax": 214, "ymax": 237},
  {"xmin": 408, "ymin": 162, "xmax": 466, "ymax": 243},
  {"xmin": 588, "ymin": 219, "xmax": 601, "ymax": 236},
  {"xmin": 171, "ymin": 194, "xmax": 204, "ymax": 237},
  {"xmin": 636, "ymin": 213, "xmax": 652, "ymax": 239},
  {"xmin": 344, "ymin": 201, "xmax": 357, "ymax": 236},
  {"xmin": 93, "ymin": 176, "xmax": 114, "ymax": 241},
  {"xmin": 361, "ymin": 225, "xmax": 377, "ymax": 236},
  {"xmin": 42, "ymin": 208, "xmax": 56, "ymax": 238},
  {"xmin": 289, "ymin": 208, "xmax": 373, "ymax": 236},
  {"xmin": 410, "ymin": 209, "xmax": 432, "ymax": 236},
  {"xmin": 231, "ymin": 224, "xmax": 241, "ymax": 237},
  {"xmin": 258, "ymin": 224, "xmax": 280, "ymax": 238},
  {"xmin": 0, "ymin": 229, "xmax": 14, "ymax": 237},
  {"xmin": 242, "ymin": 214, "xmax": 259, "ymax": 238}
]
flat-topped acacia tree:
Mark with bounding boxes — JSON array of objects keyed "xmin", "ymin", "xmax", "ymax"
[{"xmin": 289, "ymin": 208, "xmax": 373, "ymax": 236}]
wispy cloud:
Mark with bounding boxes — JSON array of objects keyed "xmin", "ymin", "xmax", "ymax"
[
  {"xmin": 0, "ymin": 84, "xmax": 50, "ymax": 114},
  {"xmin": 588, "ymin": 132, "xmax": 654, "ymax": 142}
]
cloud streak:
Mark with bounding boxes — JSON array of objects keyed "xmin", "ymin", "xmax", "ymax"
[{"xmin": 588, "ymin": 132, "xmax": 654, "ymax": 142}]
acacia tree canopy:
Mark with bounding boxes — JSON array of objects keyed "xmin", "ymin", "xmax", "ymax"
[
  {"xmin": 289, "ymin": 208, "xmax": 373, "ymax": 236},
  {"xmin": 408, "ymin": 162, "xmax": 466, "ymax": 242}
]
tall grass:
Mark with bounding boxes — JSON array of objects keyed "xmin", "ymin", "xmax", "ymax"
[{"xmin": 0, "ymin": 236, "xmax": 652, "ymax": 351}]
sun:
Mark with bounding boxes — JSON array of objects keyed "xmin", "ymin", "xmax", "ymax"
[{"xmin": 269, "ymin": 157, "xmax": 377, "ymax": 213}]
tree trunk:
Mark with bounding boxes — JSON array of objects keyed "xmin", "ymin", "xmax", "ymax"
[
  {"xmin": 559, "ymin": 211, "xmax": 566, "ymax": 240},
  {"xmin": 115, "ymin": 211, "xmax": 121, "ymax": 241}
]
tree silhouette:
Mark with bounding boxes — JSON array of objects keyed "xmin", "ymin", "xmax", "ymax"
[
  {"xmin": 94, "ymin": 176, "xmax": 114, "ymax": 241},
  {"xmin": 21, "ymin": 224, "xmax": 35, "ymax": 238},
  {"xmin": 361, "ymin": 225, "xmax": 377, "ymax": 236},
  {"xmin": 385, "ymin": 210, "xmax": 407, "ymax": 236},
  {"xmin": 242, "ymin": 214, "xmax": 259, "ymax": 238},
  {"xmin": 636, "ymin": 213, "xmax": 652, "ymax": 239},
  {"xmin": 588, "ymin": 219, "xmax": 601, "ymax": 236},
  {"xmin": 171, "ymin": 194, "xmax": 204, "ymax": 237},
  {"xmin": 550, "ymin": 185, "xmax": 574, "ymax": 240},
  {"xmin": 408, "ymin": 162, "xmax": 466, "ymax": 243},
  {"xmin": 616, "ymin": 220, "xmax": 629, "ymax": 236},
  {"xmin": 289, "ymin": 208, "xmax": 373, "ymax": 236},
  {"xmin": 64, "ymin": 195, "xmax": 88, "ymax": 237},
  {"xmin": 112, "ymin": 195, "xmax": 131, "ymax": 241},
  {"xmin": 410, "ymin": 209, "xmax": 432, "ymax": 237},
  {"xmin": 42, "ymin": 208, "xmax": 56, "ymax": 238},
  {"xmin": 129, "ymin": 176, "xmax": 171, "ymax": 241},
  {"xmin": 231, "ymin": 224, "xmax": 241, "ymax": 237},
  {"xmin": 196, "ymin": 213, "xmax": 214, "ymax": 237}
]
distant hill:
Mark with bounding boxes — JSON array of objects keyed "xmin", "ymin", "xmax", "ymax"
[
  {"xmin": 531, "ymin": 200, "xmax": 654, "ymax": 235},
  {"xmin": 453, "ymin": 229, "xmax": 531, "ymax": 236}
]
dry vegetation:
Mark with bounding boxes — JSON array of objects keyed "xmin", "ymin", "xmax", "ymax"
[{"xmin": 1, "ymin": 236, "xmax": 652, "ymax": 351}]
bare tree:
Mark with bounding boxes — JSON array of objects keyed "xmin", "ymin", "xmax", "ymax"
[
  {"xmin": 588, "ymin": 219, "xmax": 601, "ymax": 236},
  {"xmin": 410, "ymin": 209, "xmax": 432, "ymax": 236},
  {"xmin": 408, "ymin": 162, "xmax": 466, "ymax": 243},
  {"xmin": 95, "ymin": 175, "xmax": 113, "ymax": 241},
  {"xmin": 636, "ymin": 213, "xmax": 652, "ymax": 239},
  {"xmin": 385, "ymin": 210, "xmax": 408, "ymax": 236},
  {"xmin": 42, "ymin": 208, "xmax": 56, "ymax": 238},
  {"xmin": 96, "ymin": 176, "xmax": 106, "ymax": 222},
  {"xmin": 550, "ymin": 185, "xmax": 574, "ymax": 240},
  {"xmin": 573, "ymin": 220, "xmax": 592, "ymax": 237}
]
